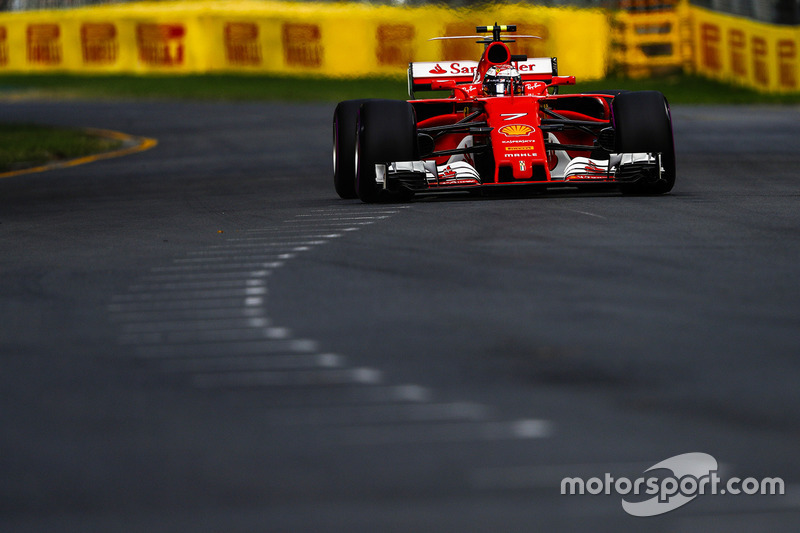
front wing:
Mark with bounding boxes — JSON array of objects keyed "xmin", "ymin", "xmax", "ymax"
[{"xmin": 378, "ymin": 152, "xmax": 666, "ymax": 194}]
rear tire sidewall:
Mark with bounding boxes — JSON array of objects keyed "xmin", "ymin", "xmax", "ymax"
[{"xmin": 333, "ymin": 99, "xmax": 373, "ymax": 199}]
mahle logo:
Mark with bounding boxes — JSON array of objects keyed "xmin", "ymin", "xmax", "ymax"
[{"xmin": 561, "ymin": 452, "xmax": 785, "ymax": 517}]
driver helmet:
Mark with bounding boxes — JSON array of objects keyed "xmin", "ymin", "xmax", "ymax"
[{"xmin": 482, "ymin": 65, "xmax": 523, "ymax": 96}]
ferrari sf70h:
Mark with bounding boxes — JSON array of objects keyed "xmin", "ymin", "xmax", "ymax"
[{"xmin": 333, "ymin": 24, "xmax": 676, "ymax": 202}]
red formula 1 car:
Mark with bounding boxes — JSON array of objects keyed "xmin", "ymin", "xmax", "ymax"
[{"xmin": 333, "ymin": 24, "xmax": 675, "ymax": 202}]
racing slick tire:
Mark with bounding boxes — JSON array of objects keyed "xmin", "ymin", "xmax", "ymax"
[
  {"xmin": 355, "ymin": 100, "xmax": 418, "ymax": 203},
  {"xmin": 333, "ymin": 99, "xmax": 374, "ymax": 199},
  {"xmin": 612, "ymin": 91, "xmax": 676, "ymax": 195}
]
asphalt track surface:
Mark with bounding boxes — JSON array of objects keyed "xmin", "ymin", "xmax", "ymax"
[{"xmin": 1, "ymin": 99, "xmax": 799, "ymax": 532}]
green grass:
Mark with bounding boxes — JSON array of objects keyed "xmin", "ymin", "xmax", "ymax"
[
  {"xmin": 0, "ymin": 73, "xmax": 409, "ymax": 102},
  {"xmin": 0, "ymin": 124, "xmax": 122, "ymax": 172},
  {"xmin": 1, "ymin": 72, "xmax": 799, "ymax": 104}
]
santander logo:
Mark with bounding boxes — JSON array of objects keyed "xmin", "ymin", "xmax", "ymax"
[
  {"xmin": 423, "ymin": 62, "xmax": 477, "ymax": 75},
  {"xmin": 440, "ymin": 165, "xmax": 457, "ymax": 179}
]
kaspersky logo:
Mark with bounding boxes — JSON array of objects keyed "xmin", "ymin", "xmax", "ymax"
[
  {"xmin": 428, "ymin": 64, "xmax": 447, "ymax": 75},
  {"xmin": 584, "ymin": 162, "xmax": 606, "ymax": 173},
  {"xmin": 498, "ymin": 124, "xmax": 534, "ymax": 137}
]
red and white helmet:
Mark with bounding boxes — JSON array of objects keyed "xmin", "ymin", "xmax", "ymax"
[{"xmin": 482, "ymin": 65, "xmax": 523, "ymax": 96}]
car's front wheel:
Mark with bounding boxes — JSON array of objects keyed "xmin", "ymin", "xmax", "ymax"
[
  {"xmin": 613, "ymin": 91, "xmax": 676, "ymax": 195},
  {"xmin": 355, "ymin": 100, "xmax": 418, "ymax": 203}
]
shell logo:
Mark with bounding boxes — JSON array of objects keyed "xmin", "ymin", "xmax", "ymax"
[{"xmin": 498, "ymin": 124, "xmax": 534, "ymax": 137}]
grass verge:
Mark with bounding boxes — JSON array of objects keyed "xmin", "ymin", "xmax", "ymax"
[
  {"xmin": 0, "ymin": 124, "xmax": 123, "ymax": 173},
  {"xmin": 1, "ymin": 73, "xmax": 799, "ymax": 105},
  {"xmin": 0, "ymin": 74, "xmax": 408, "ymax": 103}
]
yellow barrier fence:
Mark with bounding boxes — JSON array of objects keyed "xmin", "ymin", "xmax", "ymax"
[
  {"xmin": 2, "ymin": 0, "xmax": 797, "ymax": 93},
  {"xmin": 690, "ymin": 6, "xmax": 800, "ymax": 93},
  {"xmin": 612, "ymin": 0, "xmax": 800, "ymax": 93},
  {"xmin": 0, "ymin": 1, "xmax": 609, "ymax": 80}
]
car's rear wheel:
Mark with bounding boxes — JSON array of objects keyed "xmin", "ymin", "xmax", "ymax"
[
  {"xmin": 333, "ymin": 99, "xmax": 374, "ymax": 199},
  {"xmin": 355, "ymin": 100, "xmax": 418, "ymax": 203},
  {"xmin": 613, "ymin": 91, "xmax": 676, "ymax": 195}
]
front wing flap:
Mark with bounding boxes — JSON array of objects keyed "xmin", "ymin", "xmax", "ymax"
[{"xmin": 380, "ymin": 152, "xmax": 665, "ymax": 192}]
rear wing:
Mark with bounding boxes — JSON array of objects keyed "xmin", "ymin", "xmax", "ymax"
[{"xmin": 408, "ymin": 57, "xmax": 558, "ymax": 96}]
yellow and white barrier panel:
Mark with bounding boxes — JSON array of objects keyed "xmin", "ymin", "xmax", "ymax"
[
  {"xmin": 611, "ymin": 0, "xmax": 800, "ymax": 93},
  {"xmin": 689, "ymin": 6, "xmax": 800, "ymax": 93},
  {"xmin": 0, "ymin": 1, "xmax": 609, "ymax": 81},
  {"xmin": 5, "ymin": 0, "xmax": 794, "ymax": 93}
]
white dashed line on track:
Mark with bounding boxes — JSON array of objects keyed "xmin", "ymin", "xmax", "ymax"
[
  {"xmin": 109, "ymin": 204, "xmax": 553, "ymax": 444},
  {"xmin": 157, "ymin": 352, "xmax": 347, "ymax": 373}
]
